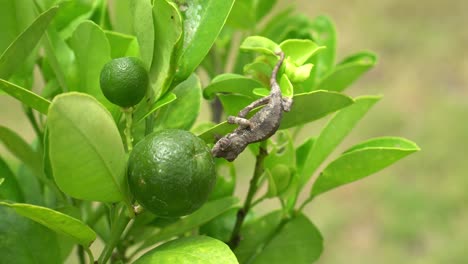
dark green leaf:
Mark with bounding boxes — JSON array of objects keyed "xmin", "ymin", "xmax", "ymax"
[
  {"xmin": 47, "ymin": 93, "xmax": 127, "ymax": 202},
  {"xmin": 316, "ymin": 51, "xmax": 377, "ymax": 92},
  {"xmin": 134, "ymin": 236, "xmax": 238, "ymax": 264},
  {"xmin": 175, "ymin": 0, "xmax": 236, "ymax": 81},
  {"xmin": 105, "ymin": 30, "xmax": 139, "ymax": 58},
  {"xmin": 0, "ymin": 79, "xmax": 51, "ymax": 115},
  {"xmin": 0, "ymin": 207, "xmax": 61, "ymax": 264},
  {"xmin": 154, "ymin": 74, "xmax": 201, "ymax": 131},
  {"xmin": 255, "ymin": 0, "xmax": 277, "ymax": 22},
  {"xmin": 311, "ymin": 137, "xmax": 420, "ymax": 196},
  {"xmin": 139, "ymin": 197, "xmax": 238, "ymax": 249},
  {"xmin": 0, "ymin": 5, "xmax": 58, "ymax": 80},
  {"xmin": 131, "ymin": 0, "xmax": 154, "ymax": 69},
  {"xmin": 298, "ymin": 96, "xmax": 381, "ymax": 185},
  {"xmin": 209, "ymin": 158, "xmax": 236, "ymax": 200},
  {"xmin": 203, "ymin": 74, "xmax": 263, "ymax": 100},
  {"xmin": 16, "ymin": 165, "xmax": 43, "ymax": 205},
  {"xmin": 0, "ymin": 157, "xmax": 24, "ymax": 202},
  {"xmin": 0, "ymin": 202, "xmax": 96, "ymax": 247}
]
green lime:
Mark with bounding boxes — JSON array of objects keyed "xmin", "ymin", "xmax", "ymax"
[
  {"xmin": 99, "ymin": 57, "xmax": 148, "ymax": 107},
  {"xmin": 128, "ymin": 129, "xmax": 216, "ymax": 217}
]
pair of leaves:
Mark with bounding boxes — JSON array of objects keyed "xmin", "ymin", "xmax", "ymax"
[{"xmin": 235, "ymin": 211, "xmax": 323, "ymax": 264}]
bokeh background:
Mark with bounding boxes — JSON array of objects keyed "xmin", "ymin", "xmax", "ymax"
[{"xmin": 1, "ymin": 0, "xmax": 467, "ymax": 263}]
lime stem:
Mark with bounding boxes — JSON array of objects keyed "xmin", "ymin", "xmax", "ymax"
[
  {"xmin": 228, "ymin": 141, "xmax": 268, "ymax": 249},
  {"xmin": 123, "ymin": 108, "xmax": 133, "ymax": 152}
]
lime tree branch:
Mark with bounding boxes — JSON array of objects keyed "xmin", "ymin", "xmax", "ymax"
[{"xmin": 228, "ymin": 141, "xmax": 268, "ymax": 249}]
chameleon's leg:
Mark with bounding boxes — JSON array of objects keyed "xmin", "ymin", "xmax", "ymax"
[
  {"xmin": 282, "ymin": 97, "xmax": 293, "ymax": 112},
  {"xmin": 227, "ymin": 116, "xmax": 252, "ymax": 128},
  {"xmin": 237, "ymin": 96, "xmax": 271, "ymax": 118}
]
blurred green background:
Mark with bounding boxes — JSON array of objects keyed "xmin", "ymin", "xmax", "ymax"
[{"xmin": 1, "ymin": 0, "xmax": 467, "ymax": 263}]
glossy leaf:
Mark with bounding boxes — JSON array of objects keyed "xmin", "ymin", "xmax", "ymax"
[
  {"xmin": 0, "ymin": 79, "xmax": 51, "ymax": 115},
  {"xmin": 139, "ymin": 197, "xmax": 238, "ymax": 249},
  {"xmin": 150, "ymin": 0, "xmax": 183, "ymax": 96},
  {"xmin": 134, "ymin": 236, "xmax": 238, "ymax": 264},
  {"xmin": 316, "ymin": 51, "xmax": 377, "ymax": 92},
  {"xmin": 0, "ymin": 157, "xmax": 24, "ymax": 202},
  {"xmin": 0, "ymin": 202, "xmax": 96, "ymax": 247},
  {"xmin": 0, "ymin": 125, "xmax": 43, "ymax": 174},
  {"xmin": 280, "ymin": 90, "xmax": 354, "ymax": 129},
  {"xmin": 0, "ymin": 5, "xmax": 58, "ymax": 80},
  {"xmin": 0, "ymin": 207, "xmax": 61, "ymax": 264},
  {"xmin": 280, "ymin": 39, "xmax": 325, "ymax": 65},
  {"xmin": 299, "ymin": 96, "xmax": 381, "ymax": 185},
  {"xmin": 105, "ymin": 30, "xmax": 139, "ymax": 58},
  {"xmin": 136, "ymin": 92, "xmax": 177, "ymax": 123},
  {"xmin": 252, "ymin": 214, "xmax": 323, "ymax": 264},
  {"xmin": 47, "ymin": 93, "xmax": 127, "ymax": 202},
  {"xmin": 311, "ymin": 137, "xmax": 420, "ymax": 196},
  {"xmin": 131, "ymin": 0, "xmax": 154, "ymax": 69},
  {"xmin": 203, "ymin": 74, "xmax": 263, "ymax": 99},
  {"xmin": 240, "ymin": 36, "xmax": 281, "ymax": 56},
  {"xmin": 154, "ymin": 74, "xmax": 201, "ymax": 131},
  {"xmin": 175, "ymin": 0, "xmax": 236, "ymax": 81}
]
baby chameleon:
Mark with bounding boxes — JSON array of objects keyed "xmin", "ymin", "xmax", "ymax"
[{"xmin": 212, "ymin": 51, "xmax": 293, "ymax": 161}]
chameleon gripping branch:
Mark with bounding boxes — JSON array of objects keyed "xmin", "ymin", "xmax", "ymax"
[{"xmin": 212, "ymin": 51, "xmax": 293, "ymax": 161}]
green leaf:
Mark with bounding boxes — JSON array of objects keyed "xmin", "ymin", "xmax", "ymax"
[
  {"xmin": 111, "ymin": 0, "xmax": 134, "ymax": 34},
  {"xmin": 0, "ymin": 202, "xmax": 96, "ymax": 247},
  {"xmin": 279, "ymin": 74, "xmax": 294, "ymax": 97},
  {"xmin": 299, "ymin": 96, "xmax": 381, "ymax": 185},
  {"xmin": 0, "ymin": 79, "xmax": 51, "ymax": 115},
  {"xmin": 280, "ymin": 90, "xmax": 354, "ymax": 129},
  {"xmin": 154, "ymin": 74, "xmax": 201, "ymax": 131},
  {"xmin": 0, "ymin": 0, "xmax": 35, "ymax": 54},
  {"xmin": 175, "ymin": 0, "xmax": 236, "ymax": 81},
  {"xmin": 255, "ymin": 0, "xmax": 277, "ymax": 22},
  {"xmin": 209, "ymin": 158, "xmax": 236, "ymax": 200},
  {"xmin": 316, "ymin": 51, "xmax": 377, "ymax": 92},
  {"xmin": 0, "ymin": 125, "xmax": 43, "ymax": 175},
  {"xmin": 203, "ymin": 74, "xmax": 263, "ymax": 100},
  {"xmin": 251, "ymin": 214, "xmax": 323, "ymax": 264},
  {"xmin": 69, "ymin": 20, "xmax": 119, "ymax": 116},
  {"xmin": 296, "ymin": 137, "xmax": 315, "ymax": 173},
  {"xmin": 226, "ymin": 0, "xmax": 255, "ymax": 29},
  {"xmin": 280, "ymin": 39, "xmax": 325, "ymax": 65},
  {"xmin": 150, "ymin": 0, "xmax": 182, "ymax": 97},
  {"xmin": 0, "ymin": 5, "xmax": 58, "ymax": 80},
  {"xmin": 136, "ymin": 92, "xmax": 177, "ymax": 123},
  {"xmin": 196, "ymin": 121, "xmax": 236, "ymax": 144},
  {"xmin": 134, "ymin": 236, "xmax": 239, "ymax": 264},
  {"xmin": 218, "ymin": 94, "xmax": 253, "ymax": 116},
  {"xmin": 0, "ymin": 207, "xmax": 61, "ymax": 264},
  {"xmin": 47, "ymin": 92, "xmax": 127, "ymax": 202},
  {"xmin": 16, "ymin": 165, "xmax": 43, "ymax": 205},
  {"xmin": 240, "ymin": 36, "xmax": 281, "ymax": 56},
  {"xmin": 311, "ymin": 137, "xmax": 420, "ymax": 196},
  {"xmin": 105, "ymin": 30, "xmax": 139, "ymax": 58},
  {"xmin": 131, "ymin": 0, "xmax": 154, "ymax": 69},
  {"xmin": 0, "ymin": 157, "xmax": 24, "ymax": 202},
  {"xmin": 310, "ymin": 16, "xmax": 337, "ymax": 78},
  {"xmin": 139, "ymin": 197, "xmax": 238, "ymax": 249}
]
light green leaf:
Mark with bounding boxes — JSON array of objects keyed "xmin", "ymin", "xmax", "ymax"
[
  {"xmin": 134, "ymin": 236, "xmax": 239, "ymax": 264},
  {"xmin": 139, "ymin": 197, "xmax": 238, "ymax": 249},
  {"xmin": 280, "ymin": 39, "xmax": 325, "ymax": 65},
  {"xmin": 203, "ymin": 74, "xmax": 263, "ymax": 99},
  {"xmin": 311, "ymin": 137, "xmax": 420, "ymax": 196},
  {"xmin": 0, "ymin": 5, "xmax": 58, "ymax": 80},
  {"xmin": 131, "ymin": 0, "xmax": 154, "ymax": 69},
  {"xmin": 280, "ymin": 90, "xmax": 354, "ymax": 129},
  {"xmin": 0, "ymin": 202, "xmax": 96, "ymax": 247},
  {"xmin": 279, "ymin": 74, "xmax": 294, "ymax": 97},
  {"xmin": 240, "ymin": 36, "xmax": 281, "ymax": 56},
  {"xmin": 251, "ymin": 214, "xmax": 323, "ymax": 264},
  {"xmin": 0, "ymin": 157, "xmax": 24, "ymax": 202},
  {"xmin": 150, "ymin": 0, "xmax": 183, "ymax": 96},
  {"xmin": 105, "ymin": 30, "xmax": 140, "ymax": 58},
  {"xmin": 175, "ymin": 0, "xmax": 236, "ymax": 81},
  {"xmin": 316, "ymin": 51, "xmax": 377, "ymax": 92},
  {"xmin": 0, "ymin": 79, "xmax": 51, "ymax": 115},
  {"xmin": 196, "ymin": 121, "xmax": 236, "ymax": 144},
  {"xmin": 310, "ymin": 16, "xmax": 337, "ymax": 79},
  {"xmin": 136, "ymin": 92, "xmax": 177, "ymax": 123},
  {"xmin": 47, "ymin": 93, "xmax": 127, "ymax": 202},
  {"xmin": 226, "ymin": 0, "xmax": 255, "ymax": 29},
  {"xmin": 0, "ymin": 0, "xmax": 35, "ymax": 54},
  {"xmin": 154, "ymin": 74, "xmax": 201, "ymax": 131},
  {"xmin": 0, "ymin": 207, "xmax": 61, "ymax": 264},
  {"xmin": 299, "ymin": 96, "xmax": 381, "ymax": 185},
  {"xmin": 111, "ymin": 0, "xmax": 134, "ymax": 34}
]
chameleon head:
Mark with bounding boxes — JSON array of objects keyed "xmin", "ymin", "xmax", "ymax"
[{"xmin": 211, "ymin": 133, "xmax": 247, "ymax": 162}]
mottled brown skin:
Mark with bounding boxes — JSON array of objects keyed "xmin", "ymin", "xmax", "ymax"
[{"xmin": 212, "ymin": 51, "xmax": 293, "ymax": 161}]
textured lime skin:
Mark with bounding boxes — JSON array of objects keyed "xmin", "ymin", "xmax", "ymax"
[
  {"xmin": 99, "ymin": 57, "xmax": 148, "ymax": 107},
  {"xmin": 128, "ymin": 129, "xmax": 216, "ymax": 217}
]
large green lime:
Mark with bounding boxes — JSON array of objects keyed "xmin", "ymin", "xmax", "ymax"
[
  {"xmin": 128, "ymin": 129, "xmax": 216, "ymax": 217},
  {"xmin": 99, "ymin": 57, "xmax": 148, "ymax": 107}
]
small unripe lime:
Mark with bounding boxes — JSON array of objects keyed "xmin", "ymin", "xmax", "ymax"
[
  {"xmin": 99, "ymin": 57, "xmax": 148, "ymax": 107},
  {"xmin": 128, "ymin": 129, "xmax": 216, "ymax": 217}
]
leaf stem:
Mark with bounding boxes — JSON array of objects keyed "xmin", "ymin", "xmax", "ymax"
[
  {"xmin": 123, "ymin": 108, "xmax": 133, "ymax": 152},
  {"xmin": 228, "ymin": 141, "xmax": 268, "ymax": 249},
  {"xmin": 84, "ymin": 247, "xmax": 94, "ymax": 264},
  {"xmin": 98, "ymin": 204, "xmax": 131, "ymax": 264},
  {"xmin": 25, "ymin": 107, "xmax": 43, "ymax": 146}
]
